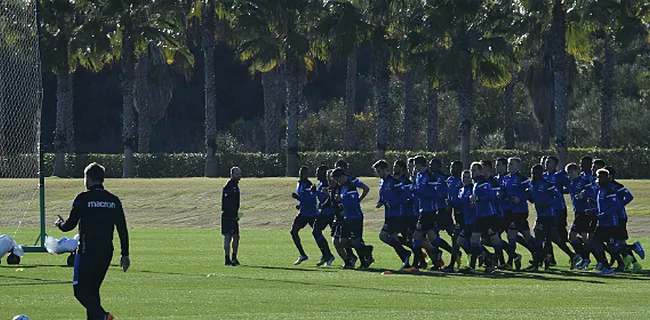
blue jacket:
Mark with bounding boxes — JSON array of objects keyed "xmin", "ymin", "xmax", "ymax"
[
  {"xmin": 295, "ymin": 179, "xmax": 318, "ymax": 216},
  {"xmin": 487, "ymin": 176, "xmax": 503, "ymax": 218},
  {"xmin": 397, "ymin": 175, "xmax": 419, "ymax": 217},
  {"xmin": 496, "ymin": 173, "xmax": 510, "ymax": 212},
  {"xmin": 544, "ymin": 170, "xmax": 570, "ymax": 210},
  {"xmin": 378, "ymin": 175, "xmax": 409, "ymax": 218},
  {"xmin": 412, "ymin": 170, "xmax": 442, "ymax": 213},
  {"xmin": 340, "ymin": 182, "xmax": 363, "ymax": 220},
  {"xmin": 503, "ymin": 172, "xmax": 531, "ymax": 213},
  {"xmin": 347, "ymin": 175, "xmax": 367, "ymax": 189},
  {"xmin": 446, "ymin": 175, "xmax": 463, "ymax": 211},
  {"xmin": 460, "ymin": 184, "xmax": 476, "ymax": 225},
  {"xmin": 529, "ymin": 178, "xmax": 561, "ymax": 217},
  {"xmin": 567, "ymin": 176, "xmax": 590, "ymax": 213},
  {"xmin": 612, "ymin": 181, "xmax": 632, "ymax": 220},
  {"xmin": 594, "ymin": 186, "xmax": 621, "ymax": 227},
  {"xmin": 433, "ymin": 171, "xmax": 449, "ymax": 209},
  {"xmin": 472, "ymin": 177, "xmax": 497, "ymax": 217},
  {"xmin": 317, "ymin": 182, "xmax": 334, "ymax": 215}
]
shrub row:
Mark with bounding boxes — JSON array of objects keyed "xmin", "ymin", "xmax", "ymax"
[{"xmin": 4, "ymin": 147, "xmax": 647, "ymax": 178}]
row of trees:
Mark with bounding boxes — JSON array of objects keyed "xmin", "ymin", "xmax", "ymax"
[{"xmin": 36, "ymin": 0, "xmax": 650, "ymax": 177}]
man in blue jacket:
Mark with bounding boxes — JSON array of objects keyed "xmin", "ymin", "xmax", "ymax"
[
  {"xmin": 589, "ymin": 169, "xmax": 622, "ymax": 274},
  {"xmin": 313, "ymin": 165, "xmax": 336, "ymax": 267},
  {"xmin": 543, "ymin": 156, "xmax": 577, "ymax": 268},
  {"xmin": 291, "ymin": 166, "xmax": 319, "ymax": 265},
  {"xmin": 566, "ymin": 163, "xmax": 595, "ymax": 270},
  {"xmin": 469, "ymin": 162, "xmax": 504, "ymax": 273},
  {"xmin": 502, "ymin": 157, "xmax": 533, "ymax": 270}
]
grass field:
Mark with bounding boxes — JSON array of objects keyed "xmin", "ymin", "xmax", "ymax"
[{"xmin": 1, "ymin": 178, "xmax": 650, "ymax": 319}]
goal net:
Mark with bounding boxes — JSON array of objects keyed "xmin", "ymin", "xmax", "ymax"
[{"xmin": 0, "ymin": 0, "xmax": 44, "ymax": 248}]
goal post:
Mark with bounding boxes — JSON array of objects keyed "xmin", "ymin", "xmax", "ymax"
[{"xmin": 0, "ymin": 0, "xmax": 47, "ymax": 253}]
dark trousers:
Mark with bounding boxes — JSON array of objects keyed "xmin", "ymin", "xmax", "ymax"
[{"xmin": 73, "ymin": 252, "xmax": 113, "ymax": 320}]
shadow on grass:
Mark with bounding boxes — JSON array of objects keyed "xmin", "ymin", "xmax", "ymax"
[{"xmin": 0, "ymin": 274, "xmax": 70, "ymax": 287}]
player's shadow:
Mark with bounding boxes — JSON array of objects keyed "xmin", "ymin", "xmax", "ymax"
[
  {"xmin": 242, "ymin": 265, "xmax": 339, "ymax": 273},
  {"xmin": 0, "ymin": 274, "xmax": 71, "ymax": 287}
]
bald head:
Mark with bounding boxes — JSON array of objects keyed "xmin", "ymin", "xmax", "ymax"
[{"xmin": 230, "ymin": 167, "xmax": 241, "ymax": 181}]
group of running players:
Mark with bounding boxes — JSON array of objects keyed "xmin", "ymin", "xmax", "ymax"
[{"xmin": 288, "ymin": 156, "xmax": 645, "ymax": 274}]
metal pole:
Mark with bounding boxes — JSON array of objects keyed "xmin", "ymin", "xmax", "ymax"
[{"xmin": 35, "ymin": 0, "xmax": 46, "ymax": 247}]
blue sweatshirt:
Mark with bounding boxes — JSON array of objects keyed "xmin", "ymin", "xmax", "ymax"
[
  {"xmin": 544, "ymin": 170, "xmax": 570, "ymax": 210},
  {"xmin": 412, "ymin": 170, "xmax": 442, "ymax": 213},
  {"xmin": 446, "ymin": 175, "xmax": 463, "ymax": 211},
  {"xmin": 473, "ymin": 177, "xmax": 497, "ymax": 217},
  {"xmin": 295, "ymin": 179, "xmax": 318, "ymax": 216},
  {"xmin": 317, "ymin": 182, "xmax": 334, "ymax": 215},
  {"xmin": 529, "ymin": 178, "xmax": 561, "ymax": 217},
  {"xmin": 487, "ymin": 176, "xmax": 503, "ymax": 218},
  {"xmin": 567, "ymin": 175, "xmax": 590, "ymax": 213},
  {"xmin": 460, "ymin": 184, "xmax": 476, "ymax": 225},
  {"xmin": 398, "ymin": 175, "xmax": 419, "ymax": 217},
  {"xmin": 340, "ymin": 182, "xmax": 363, "ymax": 220},
  {"xmin": 594, "ymin": 186, "xmax": 621, "ymax": 227},
  {"xmin": 496, "ymin": 173, "xmax": 510, "ymax": 212},
  {"xmin": 433, "ymin": 171, "xmax": 449, "ymax": 209},
  {"xmin": 503, "ymin": 172, "xmax": 531, "ymax": 213},
  {"xmin": 378, "ymin": 175, "xmax": 408, "ymax": 218},
  {"xmin": 611, "ymin": 181, "xmax": 632, "ymax": 220}
]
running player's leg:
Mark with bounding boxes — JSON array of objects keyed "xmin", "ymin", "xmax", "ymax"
[{"xmin": 290, "ymin": 215, "xmax": 310, "ymax": 263}]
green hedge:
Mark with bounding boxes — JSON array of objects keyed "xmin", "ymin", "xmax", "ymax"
[{"xmin": 26, "ymin": 147, "xmax": 650, "ymax": 178}]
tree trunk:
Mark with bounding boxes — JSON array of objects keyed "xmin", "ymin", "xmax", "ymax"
[
  {"xmin": 262, "ymin": 67, "xmax": 282, "ymax": 153},
  {"xmin": 503, "ymin": 79, "xmax": 516, "ymax": 149},
  {"xmin": 135, "ymin": 53, "xmax": 152, "ymax": 153},
  {"xmin": 426, "ymin": 82, "xmax": 438, "ymax": 152},
  {"xmin": 599, "ymin": 32, "xmax": 614, "ymax": 149},
  {"xmin": 402, "ymin": 70, "xmax": 414, "ymax": 150},
  {"xmin": 457, "ymin": 75, "xmax": 473, "ymax": 170},
  {"xmin": 53, "ymin": 69, "xmax": 74, "ymax": 177},
  {"xmin": 121, "ymin": 20, "xmax": 137, "ymax": 178},
  {"xmin": 285, "ymin": 71, "xmax": 301, "ymax": 177},
  {"xmin": 551, "ymin": 0, "xmax": 568, "ymax": 168},
  {"xmin": 203, "ymin": 0, "xmax": 218, "ymax": 177},
  {"xmin": 374, "ymin": 55, "xmax": 390, "ymax": 161},
  {"xmin": 344, "ymin": 49, "xmax": 357, "ymax": 151}
]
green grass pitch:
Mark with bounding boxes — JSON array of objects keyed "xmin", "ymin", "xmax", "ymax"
[{"xmin": 1, "ymin": 178, "xmax": 650, "ymax": 319}]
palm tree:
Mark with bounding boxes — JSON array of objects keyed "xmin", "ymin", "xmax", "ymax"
[
  {"xmin": 202, "ymin": 0, "xmax": 218, "ymax": 176},
  {"xmin": 235, "ymin": 0, "xmax": 323, "ymax": 176},
  {"xmin": 86, "ymin": 0, "xmax": 191, "ymax": 177},
  {"xmin": 318, "ymin": 0, "xmax": 368, "ymax": 151}
]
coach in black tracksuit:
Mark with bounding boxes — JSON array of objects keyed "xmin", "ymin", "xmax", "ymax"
[{"xmin": 56, "ymin": 162, "xmax": 130, "ymax": 320}]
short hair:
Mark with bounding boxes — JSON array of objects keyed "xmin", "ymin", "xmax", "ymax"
[
  {"xmin": 547, "ymin": 156, "xmax": 558, "ymax": 164},
  {"xmin": 414, "ymin": 155, "xmax": 427, "ymax": 167},
  {"xmin": 470, "ymin": 162, "xmax": 483, "ymax": 170},
  {"xmin": 531, "ymin": 164, "xmax": 544, "ymax": 174},
  {"xmin": 316, "ymin": 165, "xmax": 328, "ymax": 180},
  {"xmin": 394, "ymin": 159, "xmax": 407, "ymax": 169},
  {"xmin": 565, "ymin": 163, "xmax": 578, "ymax": 172},
  {"xmin": 462, "ymin": 169, "xmax": 471, "ymax": 175},
  {"xmin": 451, "ymin": 160, "xmax": 463, "ymax": 169},
  {"xmin": 407, "ymin": 157, "xmax": 415, "ymax": 165},
  {"xmin": 596, "ymin": 168, "xmax": 610, "ymax": 177},
  {"xmin": 84, "ymin": 162, "xmax": 105, "ymax": 182},
  {"xmin": 332, "ymin": 168, "xmax": 346, "ymax": 178},
  {"xmin": 496, "ymin": 158, "xmax": 507, "ymax": 166},
  {"xmin": 373, "ymin": 160, "xmax": 389, "ymax": 170},
  {"xmin": 480, "ymin": 159, "xmax": 493, "ymax": 168},
  {"xmin": 429, "ymin": 158, "xmax": 442, "ymax": 168},
  {"xmin": 334, "ymin": 160, "xmax": 348, "ymax": 170},
  {"xmin": 508, "ymin": 157, "xmax": 522, "ymax": 164},
  {"xmin": 580, "ymin": 155, "xmax": 593, "ymax": 163},
  {"xmin": 593, "ymin": 159, "xmax": 606, "ymax": 168},
  {"xmin": 604, "ymin": 166, "xmax": 616, "ymax": 177}
]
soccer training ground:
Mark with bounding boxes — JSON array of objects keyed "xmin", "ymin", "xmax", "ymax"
[{"xmin": 1, "ymin": 178, "xmax": 650, "ymax": 319}]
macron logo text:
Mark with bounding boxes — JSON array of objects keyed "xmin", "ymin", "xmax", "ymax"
[{"xmin": 88, "ymin": 201, "xmax": 116, "ymax": 209}]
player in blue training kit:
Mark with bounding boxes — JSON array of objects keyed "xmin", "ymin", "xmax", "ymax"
[
  {"xmin": 446, "ymin": 161, "xmax": 464, "ymax": 268},
  {"xmin": 604, "ymin": 166, "xmax": 644, "ymax": 272},
  {"xmin": 332, "ymin": 168, "xmax": 374, "ymax": 269},
  {"xmin": 313, "ymin": 166, "xmax": 336, "ymax": 267},
  {"xmin": 480, "ymin": 160, "xmax": 508, "ymax": 268},
  {"xmin": 588, "ymin": 169, "xmax": 622, "ymax": 274},
  {"xmin": 543, "ymin": 156, "xmax": 578, "ymax": 268},
  {"xmin": 394, "ymin": 159, "xmax": 424, "ymax": 268},
  {"xmin": 430, "ymin": 158, "xmax": 454, "ymax": 239},
  {"xmin": 374, "ymin": 160, "xmax": 412, "ymax": 270},
  {"xmin": 443, "ymin": 169, "xmax": 473, "ymax": 272},
  {"xmin": 502, "ymin": 157, "xmax": 534, "ymax": 269},
  {"xmin": 565, "ymin": 163, "xmax": 595, "ymax": 270},
  {"xmin": 291, "ymin": 166, "xmax": 320, "ymax": 265}
]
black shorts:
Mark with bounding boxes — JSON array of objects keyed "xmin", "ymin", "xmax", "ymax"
[
  {"xmin": 291, "ymin": 215, "xmax": 317, "ymax": 231},
  {"xmin": 313, "ymin": 214, "xmax": 334, "ymax": 233},
  {"xmin": 402, "ymin": 216, "xmax": 418, "ymax": 235},
  {"xmin": 589, "ymin": 214, "xmax": 599, "ymax": 231},
  {"xmin": 596, "ymin": 226, "xmax": 618, "ymax": 245},
  {"xmin": 616, "ymin": 218, "xmax": 628, "ymax": 241},
  {"xmin": 332, "ymin": 221, "xmax": 344, "ymax": 238},
  {"xmin": 474, "ymin": 216, "xmax": 498, "ymax": 238},
  {"xmin": 571, "ymin": 212, "xmax": 593, "ymax": 234},
  {"xmin": 436, "ymin": 208, "xmax": 454, "ymax": 232},
  {"xmin": 509, "ymin": 212, "xmax": 530, "ymax": 232},
  {"xmin": 382, "ymin": 216, "xmax": 403, "ymax": 234},
  {"xmin": 555, "ymin": 208, "xmax": 568, "ymax": 230},
  {"xmin": 454, "ymin": 213, "xmax": 466, "ymax": 232},
  {"xmin": 459, "ymin": 223, "xmax": 474, "ymax": 239},
  {"xmin": 342, "ymin": 218, "xmax": 363, "ymax": 239},
  {"xmin": 534, "ymin": 216, "xmax": 556, "ymax": 234},
  {"xmin": 417, "ymin": 211, "xmax": 437, "ymax": 232},
  {"xmin": 501, "ymin": 210, "xmax": 513, "ymax": 231},
  {"xmin": 221, "ymin": 217, "xmax": 239, "ymax": 235}
]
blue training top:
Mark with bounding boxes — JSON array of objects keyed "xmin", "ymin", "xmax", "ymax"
[{"xmin": 295, "ymin": 179, "xmax": 318, "ymax": 216}]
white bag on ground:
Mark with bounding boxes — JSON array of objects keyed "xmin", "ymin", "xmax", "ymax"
[
  {"xmin": 45, "ymin": 235, "xmax": 79, "ymax": 254},
  {"xmin": 0, "ymin": 234, "xmax": 23, "ymax": 258}
]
